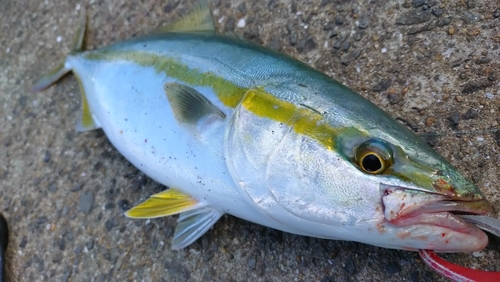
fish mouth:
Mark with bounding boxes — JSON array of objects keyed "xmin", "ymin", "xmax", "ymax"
[
  {"xmin": 380, "ymin": 183, "xmax": 492, "ymax": 251},
  {"xmin": 380, "ymin": 183, "xmax": 492, "ymax": 222}
]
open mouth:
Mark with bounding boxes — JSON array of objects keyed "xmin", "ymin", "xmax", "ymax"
[{"xmin": 380, "ymin": 183, "xmax": 492, "ymax": 231}]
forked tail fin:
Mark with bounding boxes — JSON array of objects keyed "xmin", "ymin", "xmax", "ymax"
[
  {"xmin": 32, "ymin": 9, "xmax": 86, "ymax": 92},
  {"xmin": 32, "ymin": 8, "xmax": 100, "ymax": 132}
]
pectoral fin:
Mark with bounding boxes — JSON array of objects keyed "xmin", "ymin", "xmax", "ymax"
[
  {"xmin": 125, "ymin": 189, "xmax": 201, "ymax": 218},
  {"xmin": 164, "ymin": 82, "xmax": 225, "ymax": 126},
  {"xmin": 172, "ymin": 207, "xmax": 223, "ymax": 249}
]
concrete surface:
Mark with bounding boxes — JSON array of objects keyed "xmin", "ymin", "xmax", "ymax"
[{"xmin": 1, "ymin": 0, "xmax": 499, "ymax": 281}]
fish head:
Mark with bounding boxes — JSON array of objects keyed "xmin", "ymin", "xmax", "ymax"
[
  {"xmin": 224, "ymin": 86, "xmax": 491, "ymax": 253},
  {"xmin": 336, "ymin": 128, "xmax": 492, "ymax": 252}
]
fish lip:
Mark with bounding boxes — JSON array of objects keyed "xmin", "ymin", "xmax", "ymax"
[
  {"xmin": 389, "ymin": 211, "xmax": 484, "ymax": 236},
  {"xmin": 381, "ymin": 184, "xmax": 491, "ymax": 251},
  {"xmin": 380, "ymin": 183, "xmax": 492, "ymax": 227},
  {"xmin": 402, "ymin": 198, "xmax": 492, "ymax": 220}
]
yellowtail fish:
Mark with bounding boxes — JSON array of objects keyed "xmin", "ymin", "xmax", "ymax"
[{"xmin": 34, "ymin": 1, "xmax": 492, "ymax": 252}]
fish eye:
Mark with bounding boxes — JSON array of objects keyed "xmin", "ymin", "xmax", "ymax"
[
  {"xmin": 355, "ymin": 139, "xmax": 393, "ymax": 174},
  {"xmin": 361, "ymin": 153, "xmax": 383, "ymax": 173}
]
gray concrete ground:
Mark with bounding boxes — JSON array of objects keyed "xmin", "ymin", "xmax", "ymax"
[{"xmin": 1, "ymin": 0, "xmax": 499, "ymax": 281}]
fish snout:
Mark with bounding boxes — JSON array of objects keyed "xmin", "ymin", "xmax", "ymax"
[{"xmin": 378, "ymin": 183, "xmax": 491, "ymax": 252}]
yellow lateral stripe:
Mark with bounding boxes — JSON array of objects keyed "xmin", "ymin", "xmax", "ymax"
[
  {"xmin": 86, "ymin": 51, "xmax": 248, "ymax": 108},
  {"xmin": 86, "ymin": 51, "xmax": 341, "ymax": 149},
  {"xmin": 125, "ymin": 189, "xmax": 199, "ymax": 219},
  {"xmin": 242, "ymin": 89, "xmax": 336, "ymax": 150}
]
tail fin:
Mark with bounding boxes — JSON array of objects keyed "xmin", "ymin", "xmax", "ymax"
[
  {"xmin": 32, "ymin": 9, "xmax": 100, "ymax": 132},
  {"xmin": 32, "ymin": 9, "xmax": 87, "ymax": 92}
]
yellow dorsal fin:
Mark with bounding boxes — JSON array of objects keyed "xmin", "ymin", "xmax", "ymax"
[
  {"xmin": 125, "ymin": 189, "xmax": 200, "ymax": 219},
  {"xmin": 157, "ymin": 0, "xmax": 214, "ymax": 33}
]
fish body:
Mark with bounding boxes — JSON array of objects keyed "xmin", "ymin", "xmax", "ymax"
[{"xmin": 35, "ymin": 3, "xmax": 492, "ymax": 252}]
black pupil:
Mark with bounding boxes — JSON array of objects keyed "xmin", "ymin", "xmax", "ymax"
[{"xmin": 362, "ymin": 154, "xmax": 382, "ymax": 172}]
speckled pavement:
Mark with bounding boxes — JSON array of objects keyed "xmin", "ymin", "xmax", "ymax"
[{"xmin": 1, "ymin": 0, "xmax": 499, "ymax": 281}]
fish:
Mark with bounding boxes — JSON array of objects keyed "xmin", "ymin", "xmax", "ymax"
[{"xmin": 34, "ymin": 1, "xmax": 493, "ymax": 253}]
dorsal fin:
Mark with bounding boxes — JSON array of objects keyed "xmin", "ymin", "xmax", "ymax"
[{"xmin": 157, "ymin": 0, "xmax": 215, "ymax": 33}]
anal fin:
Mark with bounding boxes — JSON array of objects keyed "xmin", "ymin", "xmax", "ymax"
[
  {"xmin": 125, "ymin": 189, "xmax": 200, "ymax": 219},
  {"xmin": 172, "ymin": 207, "xmax": 223, "ymax": 250}
]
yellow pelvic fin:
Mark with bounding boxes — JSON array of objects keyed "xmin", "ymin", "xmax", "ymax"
[
  {"xmin": 157, "ymin": 0, "xmax": 214, "ymax": 33},
  {"xmin": 125, "ymin": 189, "xmax": 200, "ymax": 219}
]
